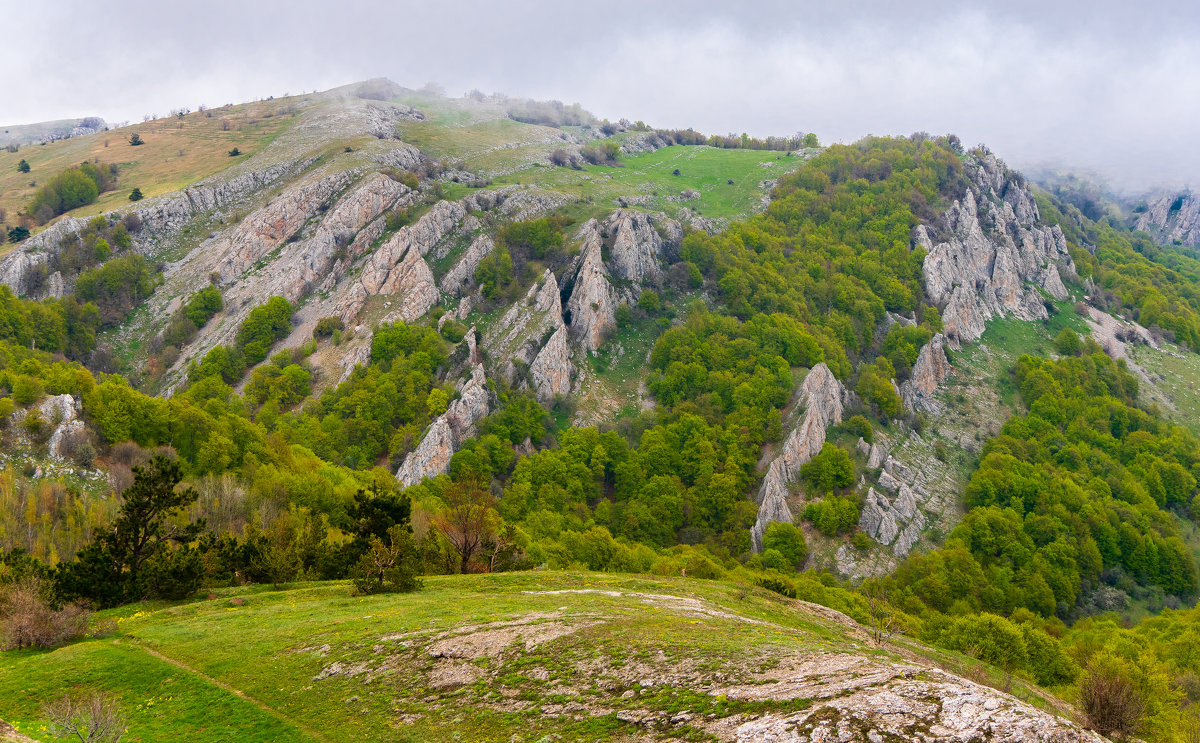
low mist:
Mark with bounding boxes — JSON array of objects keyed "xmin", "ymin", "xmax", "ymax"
[{"xmin": 5, "ymin": 0, "xmax": 1196, "ymax": 193}]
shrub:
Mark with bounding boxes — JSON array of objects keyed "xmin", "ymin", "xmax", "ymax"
[
  {"xmin": 228, "ymin": 147, "xmax": 240, "ymax": 157},
  {"xmin": 43, "ymin": 692, "xmax": 126, "ymax": 743},
  {"xmin": 236, "ymin": 296, "xmax": 294, "ymax": 364},
  {"xmin": 128, "ymin": 133, "xmax": 144, "ymax": 146},
  {"xmin": 183, "ymin": 285, "xmax": 223, "ymax": 326},
  {"xmin": 7, "ymin": 226, "xmax": 29, "ymax": 243},
  {"xmin": 845, "ymin": 414, "xmax": 873, "ymax": 443},
  {"xmin": 801, "ymin": 444, "xmax": 854, "ymax": 493},
  {"xmin": 1080, "ymin": 661, "xmax": 1145, "ymax": 739},
  {"xmin": 549, "ymin": 149, "xmax": 570, "ymax": 166},
  {"xmin": 16, "ymin": 159, "xmax": 30, "ymax": 173},
  {"xmin": 128, "ymin": 187, "xmax": 143, "ymax": 201},
  {"xmin": 27, "ymin": 167, "xmax": 103, "ymax": 223},
  {"xmin": 1054, "ymin": 327, "xmax": 1082, "ymax": 356},
  {"xmin": 762, "ymin": 521, "xmax": 807, "ymax": 570},
  {"xmin": 0, "ymin": 577, "xmax": 91, "ymax": 650},
  {"xmin": 313, "ymin": 316, "xmax": 345, "ymax": 339},
  {"xmin": 12, "ymin": 375, "xmax": 44, "ymax": 405}
]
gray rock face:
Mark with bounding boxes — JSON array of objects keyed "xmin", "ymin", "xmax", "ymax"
[
  {"xmin": 332, "ymin": 200, "xmax": 462, "ymax": 326},
  {"xmin": 752, "ymin": 364, "xmax": 846, "ymax": 551},
  {"xmin": 440, "ymin": 234, "xmax": 495, "ymax": 295},
  {"xmin": 1134, "ymin": 191, "xmax": 1200, "ymax": 247},
  {"xmin": 396, "ymin": 365, "xmax": 490, "ymax": 486},
  {"xmin": 529, "ymin": 325, "xmax": 574, "ymax": 402},
  {"xmin": 483, "ymin": 269, "xmax": 572, "ymax": 391},
  {"xmin": 921, "ymin": 154, "xmax": 1075, "ymax": 347},
  {"xmin": 899, "ymin": 333, "xmax": 952, "ymax": 413},
  {"xmin": 858, "ymin": 454, "xmax": 929, "ymax": 558},
  {"xmin": 604, "ymin": 209, "xmax": 668, "ymax": 283},
  {"xmin": 11, "ymin": 394, "xmax": 85, "ymax": 461},
  {"xmin": 565, "ymin": 220, "xmax": 616, "ymax": 353},
  {"xmin": 213, "ymin": 172, "xmax": 357, "ymax": 284},
  {"xmin": 860, "ymin": 485, "xmax": 927, "ymax": 556}
]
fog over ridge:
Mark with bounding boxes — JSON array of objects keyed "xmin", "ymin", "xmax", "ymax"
[{"xmin": 4, "ymin": 0, "xmax": 1197, "ymax": 192}]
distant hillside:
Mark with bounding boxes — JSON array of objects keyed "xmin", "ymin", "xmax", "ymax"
[{"xmin": 0, "ymin": 117, "xmax": 107, "ymax": 147}]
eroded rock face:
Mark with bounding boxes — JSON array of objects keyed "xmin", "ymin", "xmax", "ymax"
[
  {"xmin": 361, "ymin": 200, "xmax": 467, "ymax": 295},
  {"xmin": 899, "ymin": 333, "xmax": 952, "ymax": 413},
  {"xmin": 396, "ymin": 364, "xmax": 491, "ymax": 486},
  {"xmin": 605, "ymin": 209, "xmax": 668, "ymax": 283},
  {"xmin": 752, "ymin": 364, "xmax": 846, "ymax": 551},
  {"xmin": 921, "ymin": 154, "xmax": 1075, "ymax": 347},
  {"xmin": 529, "ymin": 326, "xmax": 574, "ymax": 402},
  {"xmin": 10, "ymin": 394, "xmax": 85, "ymax": 461},
  {"xmin": 441, "ymin": 234, "xmax": 495, "ymax": 295},
  {"xmin": 214, "ymin": 171, "xmax": 356, "ymax": 284},
  {"xmin": 856, "ymin": 453, "xmax": 931, "ymax": 558},
  {"xmin": 1134, "ymin": 191, "xmax": 1200, "ymax": 248},
  {"xmin": 717, "ymin": 657, "xmax": 1106, "ymax": 743},
  {"xmin": 565, "ymin": 221, "xmax": 616, "ymax": 353},
  {"xmin": 484, "ymin": 269, "xmax": 568, "ymax": 385}
]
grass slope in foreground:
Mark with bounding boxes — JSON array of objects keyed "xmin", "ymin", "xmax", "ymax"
[{"xmin": 0, "ymin": 573, "xmax": 1085, "ymax": 742}]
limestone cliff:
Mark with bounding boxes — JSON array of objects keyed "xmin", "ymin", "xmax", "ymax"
[
  {"xmin": 899, "ymin": 333, "xmax": 952, "ymax": 413},
  {"xmin": 604, "ymin": 209, "xmax": 671, "ymax": 284},
  {"xmin": 1134, "ymin": 190, "xmax": 1200, "ymax": 248},
  {"xmin": 529, "ymin": 325, "xmax": 574, "ymax": 402},
  {"xmin": 752, "ymin": 364, "xmax": 846, "ymax": 551},
  {"xmin": 396, "ymin": 362, "xmax": 491, "ymax": 486},
  {"xmin": 565, "ymin": 220, "xmax": 617, "ymax": 353},
  {"xmin": 482, "ymin": 269, "xmax": 574, "ymax": 400},
  {"xmin": 921, "ymin": 153, "xmax": 1074, "ymax": 346},
  {"xmin": 857, "ymin": 444, "xmax": 934, "ymax": 558}
]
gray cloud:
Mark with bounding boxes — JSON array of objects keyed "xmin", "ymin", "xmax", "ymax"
[{"xmin": 4, "ymin": 0, "xmax": 1197, "ymax": 191}]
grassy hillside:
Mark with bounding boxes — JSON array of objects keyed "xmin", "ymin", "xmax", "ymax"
[
  {"xmin": 0, "ymin": 572, "xmax": 1070, "ymax": 743},
  {"xmin": 0, "ymin": 99, "xmax": 304, "ymax": 242},
  {"xmin": 393, "ymin": 93, "xmax": 786, "ymax": 222}
]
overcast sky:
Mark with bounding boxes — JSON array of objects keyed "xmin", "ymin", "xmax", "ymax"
[{"xmin": 4, "ymin": 0, "xmax": 1197, "ymax": 191}]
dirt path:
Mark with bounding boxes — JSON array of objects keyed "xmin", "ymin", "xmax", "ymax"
[{"xmin": 123, "ymin": 641, "xmax": 330, "ymax": 743}]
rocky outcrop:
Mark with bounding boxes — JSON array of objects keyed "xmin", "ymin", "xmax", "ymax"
[
  {"xmin": 529, "ymin": 325, "xmax": 574, "ymax": 402},
  {"xmin": 1134, "ymin": 190, "xmax": 1200, "ymax": 248},
  {"xmin": 224, "ymin": 173, "xmax": 411, "ymax": 302},
  {"xmin": 440, "ymin": 234, "xmax": 495, "ymax": 295},
  {"xmin": 329, "ymin": 200, "xmax": 463, "ymax": 326},
  {"xmin": 714, "ymin": 657, "xmax": 1106, "ymax": 742},
  {"xmin": 213, "ymin": 172, "xmax": 356, "ymax": 283},
  {"xmin": 921, "ymin": 154, "xmax": 1075, "ymax": 347},
  {"xmin": 604, "ymin": 209, "xmax": 670, "ymax": 283},
  {"xmin": 899, "ymin": 333, "xmax": 952, "ymax": 413},
  {"xmin": 565, "ymin": 221, "xmax": 616, "ymax": 353},
  {"xmin": 858, "ymin": 452, "xmax": 929, "ymax": 557},
  {"xmin": 752, "ymin": 364, "xmax": 846, "ymax": 551},
  {"xmin": 860, "ymin": 484, "xmax": 926, "ymax": 555},
  {"xmin": 483, "ymin": 269, "xmax": 573, "ymax": 394},
  {"xmin": 10, "ymin": 394, "xmax": 85, "ymax": 461},
  {"xmin": 396, "ymin": 364, "xmax": 491, "ymax": 486}
]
